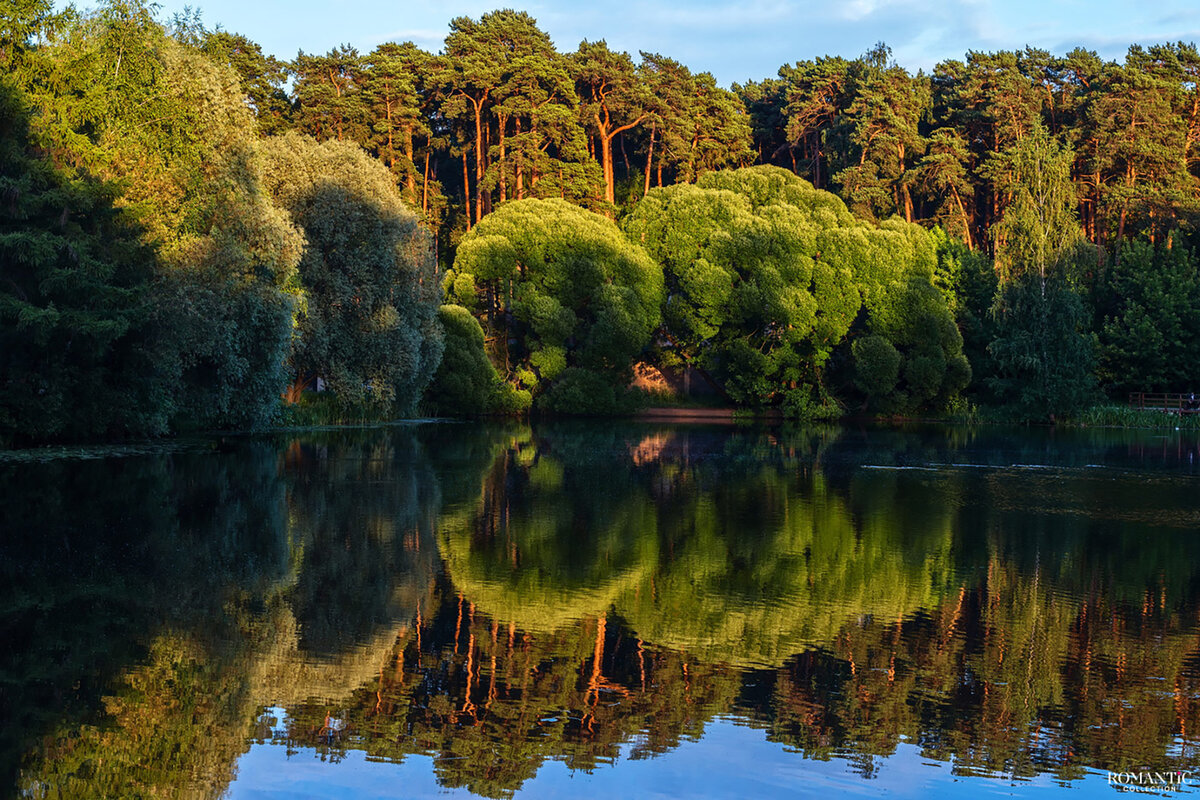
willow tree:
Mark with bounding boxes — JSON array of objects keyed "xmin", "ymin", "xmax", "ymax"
[
  {"xmin": 426, "ymin": 304, "xmax": 517, "ymax": 415},
  {"xmin": 624, "ymin": 165, "xmax": 965, "ymax": 415},
  {"xmin": 444, "ymin": 198, "xmax": 662, "ymax": 411},
  {"xmin": 261, "ymin": 132, "xmax": 443, "ymax": 415}
]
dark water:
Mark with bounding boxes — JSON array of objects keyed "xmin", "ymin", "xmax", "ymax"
[{"xmin": 3, "ymin": 422, "xmax": 1200, "ymax": 799}]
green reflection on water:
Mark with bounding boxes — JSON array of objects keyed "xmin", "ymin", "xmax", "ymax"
[{"xmin": 4, "ymin": 422, "xmax": 1200, "ymax": 798}]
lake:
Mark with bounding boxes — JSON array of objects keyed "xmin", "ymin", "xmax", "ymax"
[{"xmin": 3, "ymin": 421, "xmax": 1200, "ymax": 799}]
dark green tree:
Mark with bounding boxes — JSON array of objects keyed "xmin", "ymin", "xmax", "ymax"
[
  {"xmin": 14, "ymin": 2, "xmax": 305, "ymax": 431},
  {"xmin": 836, "ymin": 54, "xmax": 929, "ymax": 223},
  {"xmin": 987, "ymin": 125, "xmax": 1097, "ymax": 419},
  {"xmin": 0, "ymin": 77, "xmax": 166, "ymax": 443},
  {"xmin": 1095, "ymin": 240, "xmax": 1200, "ymax": 394},
  {"xmin": 291, "ymin": 45, "xmax": 368, "ymax": 144}
]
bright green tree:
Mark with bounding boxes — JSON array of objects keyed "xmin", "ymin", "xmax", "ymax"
[
  {"xmin": 444, "ymin": 198, "xmax": 662, "ymax": 410},
  {"xmin": 625, "ymin": 165, "xmax": 964, "ymax": 415}
]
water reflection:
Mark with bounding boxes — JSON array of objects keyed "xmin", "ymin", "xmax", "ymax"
[{"xmin": 3, "ymin": 423, "xmax": 1200, "ymax": 798}]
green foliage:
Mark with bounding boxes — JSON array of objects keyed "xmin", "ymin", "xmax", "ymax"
[
  {"xmin": 7, "ymin": 5, "xmax": 304, "ymax": 435},
  {"xmin": 989, "ymin": 267, "xmax": 1098, "ymax": 420},
  {"xmin": 933, "ymin": 228, "xmax": 998, "ymax": 398},
  {"xmin": 445, "ymin": 198, "xmax": 662, "ymax": 409},
  {"xmin": 427, "ymin": 304, "xmax": 513, "ymax": 416},
  {"xmin": 625, "ymin": 165, "xmax": 964, "ymax": 413},
  {"xmin": 1071, "ymin": 404, "xmax": 1200, "ymax": 430},
  {"xmin": 0, "ymin": 77, "xmax": 166, "ymax": 443},
  {"xmin": 986, "ymin": 124, "xmax": 1098, "ymax": 421},
  {"xmin": 990, "ymin": 123, "xmax": 1084, "ymax": 283},
  {"xmin": 1095, "ymin": 240, "xmax": 1200, "ymax": 394},
  {"xmin": 852, "ymin": 336, "xmax": 902, "ymax": 399},
  {"xmin": 490, "ymin": 382, "xmax": 533, "ymax": 414},
  {"xmin": 860, "ymin": 269, "xmax": 971, "ymax": 411},
  {"xmin": 537, "ymin": 368, "xmax": 639, "ymax": 416},
  {"xmin": 261, "ymin": 132, "xmax": 443, "ymax": 416},
  {"xmin": 199, "ymin": 30, "xmax": 293, "ymax": 135}
]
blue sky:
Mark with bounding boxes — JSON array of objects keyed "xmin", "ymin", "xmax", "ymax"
[{"xmin": 131, "ymin": 0, "xmax": 1200, "ymax": 86}]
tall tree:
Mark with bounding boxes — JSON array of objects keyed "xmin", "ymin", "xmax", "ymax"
[
  {"xmin": 1084, "ymin": 47, "xmax": 1197, "ymax": 249},
  {"xmin": 291, "ymin": 45, "xmax": 368, "ymax": 144},
  {"xmin": 836, "ymin": 54, "xmax": 929, "ymax": 222},
  {"xmin": 0, "ymin": 76, "xmax": 166, "ymax": 442},
  {"xmin": 733, "ymin": 77, "xmax": 790, "ymax": 169},
  {"xmin": 914, "ymin": 129, "xmax": 976, "ymax": 247},
  {"xmin": 573, "ymin": 40, "xmax": 653, "ymax": 208},
  {"xmin": 782, "ymin": 55, "xmax": 854, "ymax": 188},
  {"xmin": 262, "ymin": 133, "xmax": 443, "ymax": 414},
  {"xmin": 17, "ymin": 0, "xmax": 305, "ymax": 430},
  {"xmin": 987, "ymin": 124, "xmax": 1097, "ymax": 419},
  {"xmin": 362, "ymin": 42, "xmax": 432, "ymax": 207},
  {"xmin": 441, "ymin": 11, "xmax": 557, "ymax": 223},
  {"xmin": 200, "ymin": 30, "xmax": 292, "ymax": 135}
]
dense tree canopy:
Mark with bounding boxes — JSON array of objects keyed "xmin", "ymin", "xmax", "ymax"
[
  {"xmin": 261, "ymin": 132, "xmax": 442, "ymax": 414},
  {"xmin": 624, "ymin": 166, "xmax": 967, "ymax": 415},
  {"xmin": 0, "ymin": 78, "xmax": 164, "ymax": 443},
  {"xmin": 10, "ymin": 2, "xmax": 305, "ymax": 431},
  {"xmin": 444, "ymin": 198, "xmax": 662, "ymax": 410},
  {"xmin": 986, "ymin": 126, "xmax": 1098, "ymax": 420}
]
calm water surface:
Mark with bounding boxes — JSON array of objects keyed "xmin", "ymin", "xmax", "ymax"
[{"xmin": 3, "ymin": 422, "xmax": 1200, "ymax": 799}]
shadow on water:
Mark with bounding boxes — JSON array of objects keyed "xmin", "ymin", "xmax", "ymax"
[{"xmin": 3, "ymin": 421, "xmax": 1200, "ymax": 798}]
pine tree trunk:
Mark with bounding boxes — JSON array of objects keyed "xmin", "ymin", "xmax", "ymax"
[
  {"xmin": 600, "ymin": 133, "xmax": 615, "ymax": 206},
  {"xmin": 644, "ymin": 124, "xmax": 655, "ymax": 197},
  {"xmin": 952, "ymin": 186, "xmax": 974, "ymax": 250},
  {"xmin": 473, "ymin": 99, "xmax": 485, "ymax": 224},
  {"xmin": 497, "ymin": 113, "xmax": 507, "ymax": 202},
  {"xmin": 422, "ymin": 150, "xmax": 431, "ymax": 215},
  {"xmin": 462, "ymin": 150, "xmax": 472, "ymax": 232},
  {"xmin": 515, "ymin": 117, "xmax": 524, "ymax": 200},
  {"xmin": 404, "ymin": 125, "xmax": 416, "ymax": 196}
]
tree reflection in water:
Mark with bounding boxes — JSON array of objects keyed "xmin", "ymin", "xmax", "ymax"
[{"xmin": 5, "ymin": 422, "xmax": 1200, "ymax": 798}]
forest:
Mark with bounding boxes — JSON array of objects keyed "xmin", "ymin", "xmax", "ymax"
[{"xmin": 4, "ymin": 0, "xmax": 1200, "ymax": 443}]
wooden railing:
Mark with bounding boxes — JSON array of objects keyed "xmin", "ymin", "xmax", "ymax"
[{"xmin": 1129, "ymin": 392, "xmax": 1200, "ymax": 414}]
